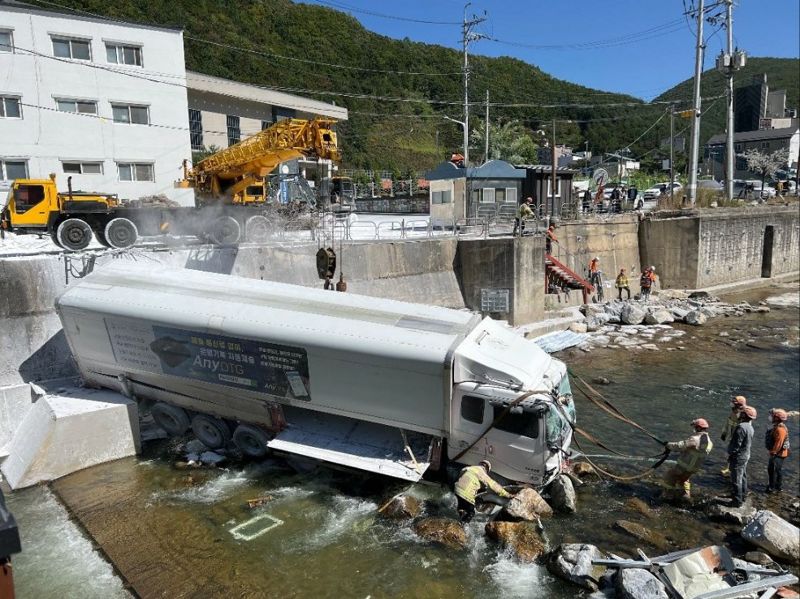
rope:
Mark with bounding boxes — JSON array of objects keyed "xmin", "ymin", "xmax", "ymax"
[{"xmin": 572, "ymin": 433, "xmax": 671, "ymax": 482}]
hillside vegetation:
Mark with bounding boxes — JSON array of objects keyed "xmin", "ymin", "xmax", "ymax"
[{"xmin": 29, "ymin": 1, "xmax": 800, "ymax": 172}]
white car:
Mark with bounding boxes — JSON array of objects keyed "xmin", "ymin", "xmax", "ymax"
[{"xmin": 643, "ymin": 182, "xmax": 682, "ymax": 200}]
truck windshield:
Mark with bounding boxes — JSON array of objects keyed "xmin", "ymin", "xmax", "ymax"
[
  {"xmin": 546, "ymin": 375, "xmax": 576, "ymax": 447},
  {"xmin": 492, "ymin": 406, "xmax": 540, "ymax": 438},
  {"xmin": 14, "ymin": 184, "xmax": 45, "ymax": 213}
]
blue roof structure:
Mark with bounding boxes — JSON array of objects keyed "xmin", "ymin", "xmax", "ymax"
[{"xmin": 426, "ymin": 159, "xmax": 526, "ymax": 181}]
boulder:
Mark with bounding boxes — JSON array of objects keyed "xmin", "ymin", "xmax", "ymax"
[
  {"xmin": 413, "ymin": 518, "xmax": 468, "ymax": 550},
  {"xmin": 198, "ymin": 451, "xmax": 227, "ymax": 466},
  {"xmin": 706, "ymin": 501, "xmax": 756, "ymax": 525},
  {"xmin": 548, "ymin": 474, "xmax": 577, "ymax": 513},
  {"xmin": 484, "ymin": 521, "xmax": 545, "ymax": 563},
  {"xmin": 572, "ymin": 462, "xmax": 597, "ymax": 478},
  {"xmin": 744, "ymin": 551, "xmax": 777, "ymax": 567},
  {"xmin": 583, "ymin": 304, "xmax": 607, "ymax": 316},
  {"xmin": 587, "ymin": 313, "xmax": 612, "ymax": 332},
  {"xmin": 624, "ymin": 498, "xmax": 656, "ymax": 520},
  {"xmin": 604, "ymin": 302, "xmax": 624, "ymax": 323},
  {"xmin": 501, "ymin": 487, "xmax": 553, "ymax": 521},
  {"xmin": 644, "ymin": 309, "xmax": 674, "ymax": 325},
  {"xmin": 700, "ymin": 306, "xmax": 718, "ymax": 318},
  {"xmin": 616, "ymin": 568, "xmax": 668, "ymax": 599},
  {"xmin": 613, "ymin": 520, "xmax": 670, "ymax": 550},
  {"xmin": 546, "ymin": 543, "xmax": 606, "ymax": 590},
  {"xmin": 569, "ymin": 322, "xmax": 589, "ymax": 334},
  {"xmin": 620, "ymin": 304, "xmax": 646, "ymax": 325},
  {"xmin": 756, "ymin": 306, "xmax": 771, "ymax": 313},
  {"xmin": 741, "ymin": 510, "xmax": 800, "ymax": 563},
  {"xmin": 671, "ymin": 307, "xmax": 690, "ymax": 320},
  {"xmin": 380, "ymin": 495, "xmax": 422, "ymax": 520},
  {"xmin": 592, "ymin": 377, "xmax": 611, "ymax": 385},
  {"xmin": 684, "ymin": 310, "xmax": 707, "ymax": 326},
  {"xmin": 688, "ymin": 291, "xmax": 711, "ymax": 300}
]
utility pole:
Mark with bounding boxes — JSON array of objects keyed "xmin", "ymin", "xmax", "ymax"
[
  {"xmin": 716, "ymin": 0, "xmax": 745, "ymax": 201},
  {"xmin": 484, "ymin": 89, "xmax": 490, "ymax": 163},
  {"xmin": 686, "ymin": 0, "xmax": 705, "ymax": 206},
  {"xmin": 461, "ymin": 3, "xmax": 487, "ymax": 168},
  {"xmin": 551, "ymin": 118, "xmax": 557, "ymax": 215},
  {"xmin": 669, "ymin": 105, "xmax": 675, "ymax": 204}
]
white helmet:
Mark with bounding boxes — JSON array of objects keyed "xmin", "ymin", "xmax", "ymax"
[{"xmin": 594, "ymin": 256, "xmax": 600, "ymax": 261}]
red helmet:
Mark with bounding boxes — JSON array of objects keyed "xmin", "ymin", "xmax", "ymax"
[
  {"xmin": 742, "ymin": 406, "xmax": 757, "ymax": 420},
  {"xmin": 772, "ymin": 409, "xmax": 788, "ymax": 422},
  {"xmin": 692, "ymin": 418, "xmax": 709, "ymax": 430},
  {"xmin": 732, "ymin": 396, "xmax": 747, "ymax": 408}
]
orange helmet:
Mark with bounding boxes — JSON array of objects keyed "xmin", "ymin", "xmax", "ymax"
[
  {"xmin": 731, "ymin": 396, "xmax": 747, "ymax": 408},
  {"xmin": 772, "ymin": 409, "xmax": 788, "ymax": 422},
  {"xmin": 742, "ymin": 406, "xmax": 757, "ymax": 420},
  {"xmin": 692, "ymin": 418, "xmax": 709, "ymax": 430}
]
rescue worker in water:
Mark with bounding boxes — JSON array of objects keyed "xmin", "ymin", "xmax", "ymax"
[
  {"xmin": 454, "ymin": 460, "xmax": 511, "ymax": 523},
  {"xmin": 662, "ymin": 418, "xmax": 713, "ymax": 502}
]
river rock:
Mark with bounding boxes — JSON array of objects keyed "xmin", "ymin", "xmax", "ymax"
[
  {"xmin": 684, "ymin": 310, "xmax": 707, "ymax": 326},
  {"xmin": 644, "ymin": 309, "xmax": 674, "ymax": 325},
  {"xmin": 199, "ymin": 451, "xmax": 227, "ymax": 466},
  {"xmin": 548, "ymin": 474, "xmax": 577, "ymax": 513},
  {"xmin": 741, "ymin": 510, "xmax": 800, "ymax": 563},
  {"xmin": 572, "ymin": 462, "xmax": 597, "ymax": 478},
  {"xmin": 583, "ymin": 304, "xmax": 607, "ymax": 316},
  {"xmin": 380, "ymin": 495, "xmax": 422, "ymax": 520},
  {"xmin": 688, "ymin": 290, "xmax": 710, "ymax": 300},
  {"xmin": 501, "ymin": 487, "xmax": 553, "ymax": 520},
  {"xmin": 613, "ymin": 520, "xmax": 669, "ymax": 550},
  {"xmin": 620, "ymin": 304, "xmax": 646, "ymax": 325},
  {"xmin": 617, "ymin": 568, "xmax": 668, "ymax": 599},
  {"xmin": 700, "ymin": 306, "xmax": 718, "ymax": 318},
  {"xmin": 592, "ymin": 376, "xmax": 611, "ymax": 385},
  {"xmin": 484, "ymin": 521, "xmax": 545, "ymax": 563},
  {"xmin": 706, "ymin": 501, "xmax": 756, "ymax": 525},
  {"xmin": 412, "ymin": 518, "xmax": 467, "ymax": 550},
  {"xmin": 671, "ymin": 307, "xmax": 690, "ymax": 320},
  {"xmin": 744, "ymin": 551, "xmax": 777, "ymax": 567},
  {"xmin": 756, "ymin": 306, "xmax": 771, "ymax": 313},
  {"xmin": 604, "ymin": 302, "xmax": 624, "ymax": 323},
  {"xmin": 587, "ymin": 313, "xmax": 612, "ymax": 332},
  {"xmin": 546, "ymin": 543, "xmax": 605, "ymax": 590},
  {"xmin": 569, "ymin": 322, "xmax": 589, "ymax": 334},
  {"xmin": 624, "ymin": 498, "xmax": 656, "ymax": 520}
]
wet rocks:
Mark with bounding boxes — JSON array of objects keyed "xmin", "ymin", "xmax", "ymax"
[
  {"xmin": 644, "ymin": 309, "xmax": 674, "ymax": 325},
  {"xmin": 744, "ymin": 551, "xmax": 777, "ymax": 567},
  {"xmin": 592, "ymin": 376, "xmax": 611, "ymax": 385},
  {"xmin": 501, "ymin": 487, "xmax": 553, "ymax": 520},
  {"xmin": 616, "ymin": 568, "xmax": 668, "ymax": 599},
  {"xmin": 620, "ymin": 304, "xmax": 646, "ymax": 325},
  {"xmin": 624, "ymin": 498, "xmax": 656, "ymax": 520},
  {"xmin": 572, "ymin": 462, "xmax": 597, "ymax": 478},
  {"xmin": 484, "ymin": 521, "xmax": 545, "ymax": 563},
  {"xmin": 548, "ymin": 474, "xmax": 577, "ymax": 513},
  {"xmin": 412, "ymin": 517, "xmax": 467, "ymax": 550},
  {"xmin": 546, "ymin": 543, "xmax": 606, "ymax": 590},
  {"xmin": 587, "ymin": 313, "xmax": 612, "ymax": 332},
  {"xmin": 569, "ymin": 322, "xmax": 588, "ymax": 334},
  {"xmin": 706, "ymin": 501, "xmax": 756, "ymax": 525},
  {"xmin": 684, "ymin": 310, "xmax": 707, "ymax": 326},
  {"xmin": 741, "ymin": 510, "xmax": 800, "ymax": 563},
  {"xmin": 199, "ymin": 451, "xmax": 226, "ymax": 466},
  {"xmin": 380, "ymin": 495, "xmax": 422, "ymax": 520},
  {"xmin": 613, "ymin": 520, "xmax": 670, "ymax": 551}
]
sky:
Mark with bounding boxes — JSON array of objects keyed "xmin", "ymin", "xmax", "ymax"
[{"xmin": 298, "ymin": 0, "xmax": 799, "ymax": 100}]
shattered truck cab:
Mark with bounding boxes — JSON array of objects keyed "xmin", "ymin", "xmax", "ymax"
[{"xmin": 56, "ymin": 264, "xmax": 574, "ymax": 488}]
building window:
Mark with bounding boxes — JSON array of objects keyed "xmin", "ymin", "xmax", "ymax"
[
  {"xmin": 432, "ymin": 190, "xmax": 452, "ymax": 204},
  {"xmin": 481, "ymin": 187, "xmax": 496, "ymax": 203},
  {"xmin": 226, "ymin": 115, "xmax": 241, "ymax": 146},
  {"xmin": 261, "ymin": 120, "xmax": 272, "ymax": 130},
  {"xmin": 496, "ymin": 188, "xmax": 506, "ymax": 203},
  {"xmin": 112, "ymin": 103, "xmax": 150, "ymax": 125},
  {"xmin": 117, "ymin": 162, "xmax": 154, "ymax": 182},
  {"xmin": 55, "ymin": 98, "xmax": 98, "ymax": 115},
  {"xmin": 760, "ymin": 141, "xmax": 769, "ymax": 150},
  {"xmin": 62, "ymin": 161, "xmax": 103, "ymax": 175},
  {"xmin": 105, "ymin": 43, "xmax": 142, "ymax": 66},
  {"xmin": 188, "ymin": 109, "xmax": 204, "ymax": 150},
  {"xmin": 0, "ymin": 159, "xmax": 28, "ymax": 180},
  {"xmin": 51, "ymin": 36, "xmax": 91, "ymax": 60},
  {"xmin": 505, "ymin": 187, "xmax": 517, "ymax": 204},
  {"xmin": 0, "ymin": 29, "xmax": 13, "ymax": 52},
  {"xmin": 0, "ymin": 96, "xmax": 22, "ymax": 118},
  {"xmin": 734, "ymin": 143, "xmax": 742, "ymax": 152}
]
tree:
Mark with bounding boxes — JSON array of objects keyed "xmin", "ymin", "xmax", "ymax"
[
  {"xmin": 739, "ymin": 148, "xmax": 790, "ymax": 192},
  {"xmin": 470, "ymin": 119, "xmax": 538, "ymax": 165}
]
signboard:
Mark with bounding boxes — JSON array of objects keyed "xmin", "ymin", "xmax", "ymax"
[
  {"xmin": 662, "ymin": 159, "xmax": 671, "ymax": 171},
  {"xmin": 592, "ymin": 168, "xmax": 608, "ymax": 187},
  {"xmin": 481, "ymin": 288, "xmax": 510, "ymax": 313},
  {"xmin": 106, "ymin": 318, "xmax": 311, "ymax": 400}
]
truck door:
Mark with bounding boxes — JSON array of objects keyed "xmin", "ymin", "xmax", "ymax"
[
  {"xmin": 448, "ymin": 383, "xmax": 493, "ymax": 464},
  {"xmin": 9, "ymin": 183, "xmax": 51, "ymax": 227},
  {"xmin": 483, "ymin": 406, "xmax": 548, "ymax": 485}
]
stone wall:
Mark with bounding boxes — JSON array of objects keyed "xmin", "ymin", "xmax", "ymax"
[{"xmin": 638, "ymin": 216, "xmax": 701, "ymax": 289}]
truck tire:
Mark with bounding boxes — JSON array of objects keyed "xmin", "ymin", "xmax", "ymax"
[
  {"xmin": 232, "ymin": 424, "xmax": 271, "ymax": 458},
  {"xmin": 151, "ymin": 402, "xmax": 190, "ymax": 436},
  {"xmin": 93, "ymin": 228, "xmax": 110, "ymax": 247},
  {"xmin": 209, "ymin": 216, "xmax": 241, "ymax": 245},
  {"xmin": 104, "ymin": 217, "xmax": 138, "ymax": 249},
  {"xmin": 56, "ymin": 218, "xmax": 93, "ymax": 251},
  {"xmin": 191, "ymin": 414, "xmax": 232, "ymax": 449},
  {"xmin": 245, "ymin": 215, "xmax": 272, "ymax": 243}
]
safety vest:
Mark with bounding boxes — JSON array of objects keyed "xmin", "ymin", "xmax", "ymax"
[
  {"xmin": 454, "ymin": 465, "xmax": 486, "ymax": 505},
  {"xmin": 677, "ymin": 432, "xmax": 713, "ymax": 473}
]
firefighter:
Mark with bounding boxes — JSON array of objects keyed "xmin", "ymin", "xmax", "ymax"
[
  {"xmin": 720, "ymin": 396, "xmax": 747, "ymax": 475},
  {"xmin": 454, "ymin": 460, "xmax": 511, "ymax": 524},
  {"xmin": 662, "ymin": 418, "xmax": 713, "ymax": 502},
  {"xmin": 728, "ymin": 406, "xmax": 757, "ymax": 507},
  {"xmin": 765, "ymin": 408, "xmax": 790, "ymax": 493},
  {"xmin": 513, "ymin": 197, "xmax": 534, "ymax": 236}
]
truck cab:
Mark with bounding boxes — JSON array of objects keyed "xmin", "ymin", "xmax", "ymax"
[{"xmin": 3, "ymin": 178, "xmax": 60, "ymax": 230}]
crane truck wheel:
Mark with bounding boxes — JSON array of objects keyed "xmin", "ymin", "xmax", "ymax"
[
  {"xmin": 232, "ymin": 424, "xmax": 271, "ymax": 458},
  {"xmin": 209, "ymin": 216, "xmax": 241, "ymax": 245},
  {"xmin": 56, "ymin": 218, "xmax": 93, "ymax": 251},
  {"xmin": 151, "ymin": 402, "xmax": 190, "ymax": 436},
  {"xmin": 245, "ymin": 215, "xmax": 273, "ymax": 243},
  {"xmin": 191, "ymin": 414, "xmax": 232, "ymax": 449},
  {"xmin": 104, "ymin": 217, "xmax": 139, "ymax": 249},
  {"xmin": 93, "ymin": 228, "xmax": 110, "ymax": 247}
]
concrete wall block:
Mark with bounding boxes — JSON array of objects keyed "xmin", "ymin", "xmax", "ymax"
[
  {"xmin": 0, "ymin": 388, "xmax": 139, "ymax": 489},
  {"xmin": 639, "ymin": 218, "xmax": 701, "ymax": 289},
  {"xmin": 0, "ymin": 384, "xmax": 37, "ymax": 453}
]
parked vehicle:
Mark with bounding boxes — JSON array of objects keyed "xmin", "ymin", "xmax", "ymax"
[
  {"xmin": 643, "ymin": 182, "xmax": 682, "ymax": 200},
  {"xmin": 56, "ymin": 264, "xmax": 576, "ymax": 487}
]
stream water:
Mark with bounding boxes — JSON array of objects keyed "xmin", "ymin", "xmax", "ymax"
[{"xmin": 6, "ymin": 284, "xmax": 799, "ymax": 599}]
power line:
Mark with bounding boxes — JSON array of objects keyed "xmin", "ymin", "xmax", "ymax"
[{"xmin": 306, "ymin": 0, "xmax": 461, "ymax": 25}]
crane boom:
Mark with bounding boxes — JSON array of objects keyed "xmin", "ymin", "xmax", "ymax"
[{"xmin": 179, "ymin": 117, "xmax": 340, "ymax": 205}]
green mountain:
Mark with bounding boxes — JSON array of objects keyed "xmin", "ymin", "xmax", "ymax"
[
  {"xmin": 28, "ymin": 1, "xmax": 797, "ymax": 171},
  {"xmin": 655, "ymin": 57, "xmax": 800, "ymax": 145}
]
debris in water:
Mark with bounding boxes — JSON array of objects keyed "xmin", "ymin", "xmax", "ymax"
[
  {"xmin": 229, "ymin": 513, "xmax": 284, "ymax": 541},
  {"xmin": 246, "ymin": 495, "xmax": 274, "ymax": 509}
]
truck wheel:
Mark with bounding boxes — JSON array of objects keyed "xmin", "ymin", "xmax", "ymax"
[
  {"xmin": 94, "ymin": 228, "xmax": 110, "ymax": 247},
  {"xmin": 56, "ymin": 218, "xmax": 93, "ymax": 251},
  {"xmin": 105, "ymin": 217, "xmax": 138, "ymax": 249},
  {"xmin": 232, "ymin": 424, "xmax": 270, "ymax": 458},
  {"xmin": 245, "ymin": 215, "xmax": 273, "ymax": 243},
  {"xmin": 151, "ymin": 402, "xmax": 190, "ymax": 436},
  {"xmin": 209, "ymin": 216, "xmax": 241, "ymax": 245},
  {"xmin": 191, "ymin": 414, "xmax": 232, "ymax": 449}
]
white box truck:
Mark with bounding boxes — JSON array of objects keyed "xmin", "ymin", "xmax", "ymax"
[{"xmin": 56, "ymin": 264, "xmax": 575, "ymax": 486}]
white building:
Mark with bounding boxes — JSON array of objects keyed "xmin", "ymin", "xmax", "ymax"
[{"xmin": 0, "ymin": 3, "xmax": 194, "ymax": 203}]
